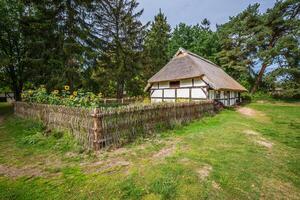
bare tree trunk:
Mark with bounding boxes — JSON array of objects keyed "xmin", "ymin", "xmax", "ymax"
[{"xmin": 251, "ymin": 63, "xmax": 268, "ymax": 94}]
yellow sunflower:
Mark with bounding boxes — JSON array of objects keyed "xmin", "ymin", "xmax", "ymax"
[
  {"xmin": 64, "ymin": 85, "xmax": 70, "ymax": 91},
  {"xmin": 53, "ymin": 90, "xmax": 59, "ymax": 95},
  {"xmin": 73, "ymin": 91, "xmax": 78, "ymax": 96}
]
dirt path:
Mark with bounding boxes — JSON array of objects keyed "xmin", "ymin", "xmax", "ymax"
[
  {"xmin": 0, "ymin": 164, "xmax": 45, "ymax": 179},
  {"xmin": 237, "ymin": 107, "xmax": 270, "ymax": 122},
  {"xmin": 237, "ymin": 107, "xmax": 260, "ymax": 117},
  {"xmin": 243, "ymin": 129, "xmax": 273, "ymax": 149}
]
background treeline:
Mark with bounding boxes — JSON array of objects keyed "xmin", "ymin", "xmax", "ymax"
[{"xmin": 0, "ymin": 0, "xmax": 299, "ymax": 100}]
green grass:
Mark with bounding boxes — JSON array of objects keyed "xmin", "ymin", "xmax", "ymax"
[{"xmin": 0, "ymin": 100, "xmax": 299, "ymax": 199}]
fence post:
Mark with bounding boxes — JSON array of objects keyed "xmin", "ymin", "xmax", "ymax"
[{"xmin": 92, "ymin": 108, "xmax": 102, "ymax": 151}]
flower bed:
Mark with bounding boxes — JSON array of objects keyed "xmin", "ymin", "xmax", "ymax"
[
  {"xmin": 21, "ymin": 86, "xmax": 141, "ymax": 108},
  {"xmin": 22, "ymin": 86, "xmax": 104, "ymax": 107}
]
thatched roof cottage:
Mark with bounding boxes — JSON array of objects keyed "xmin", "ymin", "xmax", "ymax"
[{"xmin": 145, "ymin": 48, "xmax": 247, "ymax": 106}]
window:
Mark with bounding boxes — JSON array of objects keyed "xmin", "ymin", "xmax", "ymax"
[
  {"xmin": 209, "ymin": 90, "xmax": 214, "ymax": 99},
  {"xmin": 170, "ymin": 81, "xmax": 180, "ymax": 88},
  {"xmin": 216, "ymin": 91, "xmax": 220, "ymax": 99}
]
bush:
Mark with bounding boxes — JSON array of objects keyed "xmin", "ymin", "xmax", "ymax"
[{"xmin": 241, "ymin": 93, "xmax": 252, "ymax": 102}]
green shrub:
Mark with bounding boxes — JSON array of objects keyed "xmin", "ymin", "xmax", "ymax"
[{"xmin": 241, "ymin": 93, "xmax": 252, "ymax": 102}]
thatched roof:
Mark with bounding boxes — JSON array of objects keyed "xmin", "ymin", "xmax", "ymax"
[{"xmin": 147, "ymin": 48, "xmax": 247, "ymax": 92}]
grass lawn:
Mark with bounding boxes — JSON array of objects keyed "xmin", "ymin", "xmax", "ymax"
[{"xmin": 0, "ymin": 100, "xmax": 299, "ymax": 200}]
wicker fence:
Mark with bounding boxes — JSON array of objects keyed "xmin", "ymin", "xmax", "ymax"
[{"xmin": 14, "ymin": 101, "xmax": 216, "ymax": 150}]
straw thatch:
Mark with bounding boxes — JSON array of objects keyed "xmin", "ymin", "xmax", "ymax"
[{"xmin": 147, "ymin": 48, "xmax": 247, "ymax": 92}]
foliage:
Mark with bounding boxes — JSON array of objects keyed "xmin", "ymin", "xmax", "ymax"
[
  {"xmin": 143, "ymin": 9, "xmax": 171, "ymax": 81},
  {"xmin": 91, "ymin": 0, "xmax": 147, "ymax": 98},
  {"xmin": 21, "ymin": 86, "xmax": 103, "ymax": 108},
  {"xmin": 168, "ymin": 21, "xmax": 221, "ymax": 63},
  {"xmin": 218, "ymin": 0, "xmax": 300, "ymax": 93},
  {"xmin": 1, "ymin": 0, "xmax": 299, "ymax": 100},
  {"xmin": 0, "ymin": 0, "xmax": 29, "ymax": 100},
  {"xmin": 217, "ymin": 4, "xmax": 260, "ymax": 90}
]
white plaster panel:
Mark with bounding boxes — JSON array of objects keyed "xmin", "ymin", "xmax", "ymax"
[
  {"xmin": 191, "ymin": 88, "xmax": 206, "ymax": 99},
  {"xmin": 151, "ymin": 90, "xmax": 162, "ymax": 98},
  {"xmin": 177, "ymin": 88, "xmax": 190, "ymax": 98},
  {"xmin": 220, "ymin": 91, "xmax": 224, "ymax": 99},
  {"xmin": 194, "ymin": 78, "xmax": 207, "ymax": 87},
  {"xmin": 164, "ymin": 89, "xmax": 175, "ymax": 98}
]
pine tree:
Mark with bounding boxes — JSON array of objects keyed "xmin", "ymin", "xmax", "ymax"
[
  {"xmin": 92, "ymin": 0, "xmax": 146, "ymax": 98},
  {"xmin": 250, "ymin": 0, "xmax": 300, "ymax": 93},
  {"xmin": 20, "ymin": 0, "xmax": 93, "ymax": 91},
  {"xmin": 143, "ymin": 9, "xmax": 171, "ymax": 80},
  {"xmin": 60, "ymin": 0, "xmax": 93, "ymax": 91},
  {"xmin": 19, "ymin": 0, "xmax": 65, "ymax": 90},
  {"xmin": 217, "ymin": 4, "xmax": 260, "ymax": 89},
  {"xmin": 217, "ymin": 0, "xmax": 300, "ymax": 93}
]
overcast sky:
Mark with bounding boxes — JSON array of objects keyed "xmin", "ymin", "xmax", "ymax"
[{"xmin": 138, "ymin": 0, "xmax": 277, "ymax": 30}]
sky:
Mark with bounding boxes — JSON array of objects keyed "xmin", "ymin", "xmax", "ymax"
[{"xmin": 138, "ymin": 0, "xmax": 277, "ymax": 30}]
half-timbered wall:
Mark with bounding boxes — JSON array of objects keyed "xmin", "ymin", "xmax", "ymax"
[
  {"xmin": 150, "ymin": 78, "xmax": 241, "ymax": 106},
  {"xmin": 150, "ymin": 78, "xmax": 207, "ymax": 103},
  {"xmin": 208, "ymin": 90, "xmax": 241, "ymax": 106}
]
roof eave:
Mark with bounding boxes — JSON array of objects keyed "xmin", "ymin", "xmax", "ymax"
[{"xmin": 148, "ymin": 74, "xmax": 204, "ymax": 84}]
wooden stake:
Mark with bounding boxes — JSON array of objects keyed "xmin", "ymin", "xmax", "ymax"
[{"xmin": 92, "ymin": 108, "xmax": 101, "ymax": 151}]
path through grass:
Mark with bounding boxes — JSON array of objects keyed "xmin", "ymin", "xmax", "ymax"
[{"xmin": 0, "ymin": 101, "xmax": 299, "ymax": 199}]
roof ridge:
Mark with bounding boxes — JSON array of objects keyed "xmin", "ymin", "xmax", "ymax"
[{"xmin": 177, "ymin": 48, "xmax": 220, "ymax": 68}]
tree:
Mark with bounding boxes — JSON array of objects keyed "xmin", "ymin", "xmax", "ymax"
[
  {"xmin": 59, "ymin": 0, "xmax": 94, "ymax": 91},
  {"xmin": 250, "ymin": 0, "xmax": 300, "ymax": 93},
  {"xmin": 26, "ymin": 0, "xmax": 93, "ymax": 90},
  {"xmin": 0, "ymin": 0, "xmax": 29, "ymax": 100},
  {"xmin": 168, "ymin": 22, "xmax": 220, "ymax": 63},
  {"xmin": 0, "ymin": 0, "xmax": 94, "ymax": 100},
  {"xmin": 217, "ymin": 4, "xmax": 261, "ymax": 89},
  {"xmin": 217, "ymin": 0, "xmax": 300, "ymax": 93},
  {"xmin": 19, "ymin": 0, "xmax": 65, "ymax": 90},
  {"xmin": 143, "ymin": 9, "xmax": 171, "ymax": 81},
  {"xmin": 92, "ymin": 0, "xmax": 147, "ymax": 98},
  {"xmin": 200, "ymin": 18, "xmax": 211, "ymax": 31}
]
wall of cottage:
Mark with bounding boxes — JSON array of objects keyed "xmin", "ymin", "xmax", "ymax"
[
  {"xmin": 150, "ymin": 78, "xmax": 241, "ymax": 106},
  {"xmin": 150, "ymin": 78, "xmax": 207, "ymax": 103}
]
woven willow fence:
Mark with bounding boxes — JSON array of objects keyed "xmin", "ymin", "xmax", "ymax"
[
  {"xmin": 14, "ymin": 102, "xmax": 94, "ymax": 149},
  {"xmin": 14, "ymin": 101, "xmax": 216, "ymax": 150}
]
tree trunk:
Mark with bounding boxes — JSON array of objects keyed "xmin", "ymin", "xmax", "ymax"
[
  {"xmin": 13, "ymin": 82, "xmax": 23, "ymax": 101},
  {"xmin": 251, "ymin": 63, "xmax": 268, "ymax": 94},
  {"xmin": 116, "ymin": 79, "xmax": 124, "ymax": 100}
]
